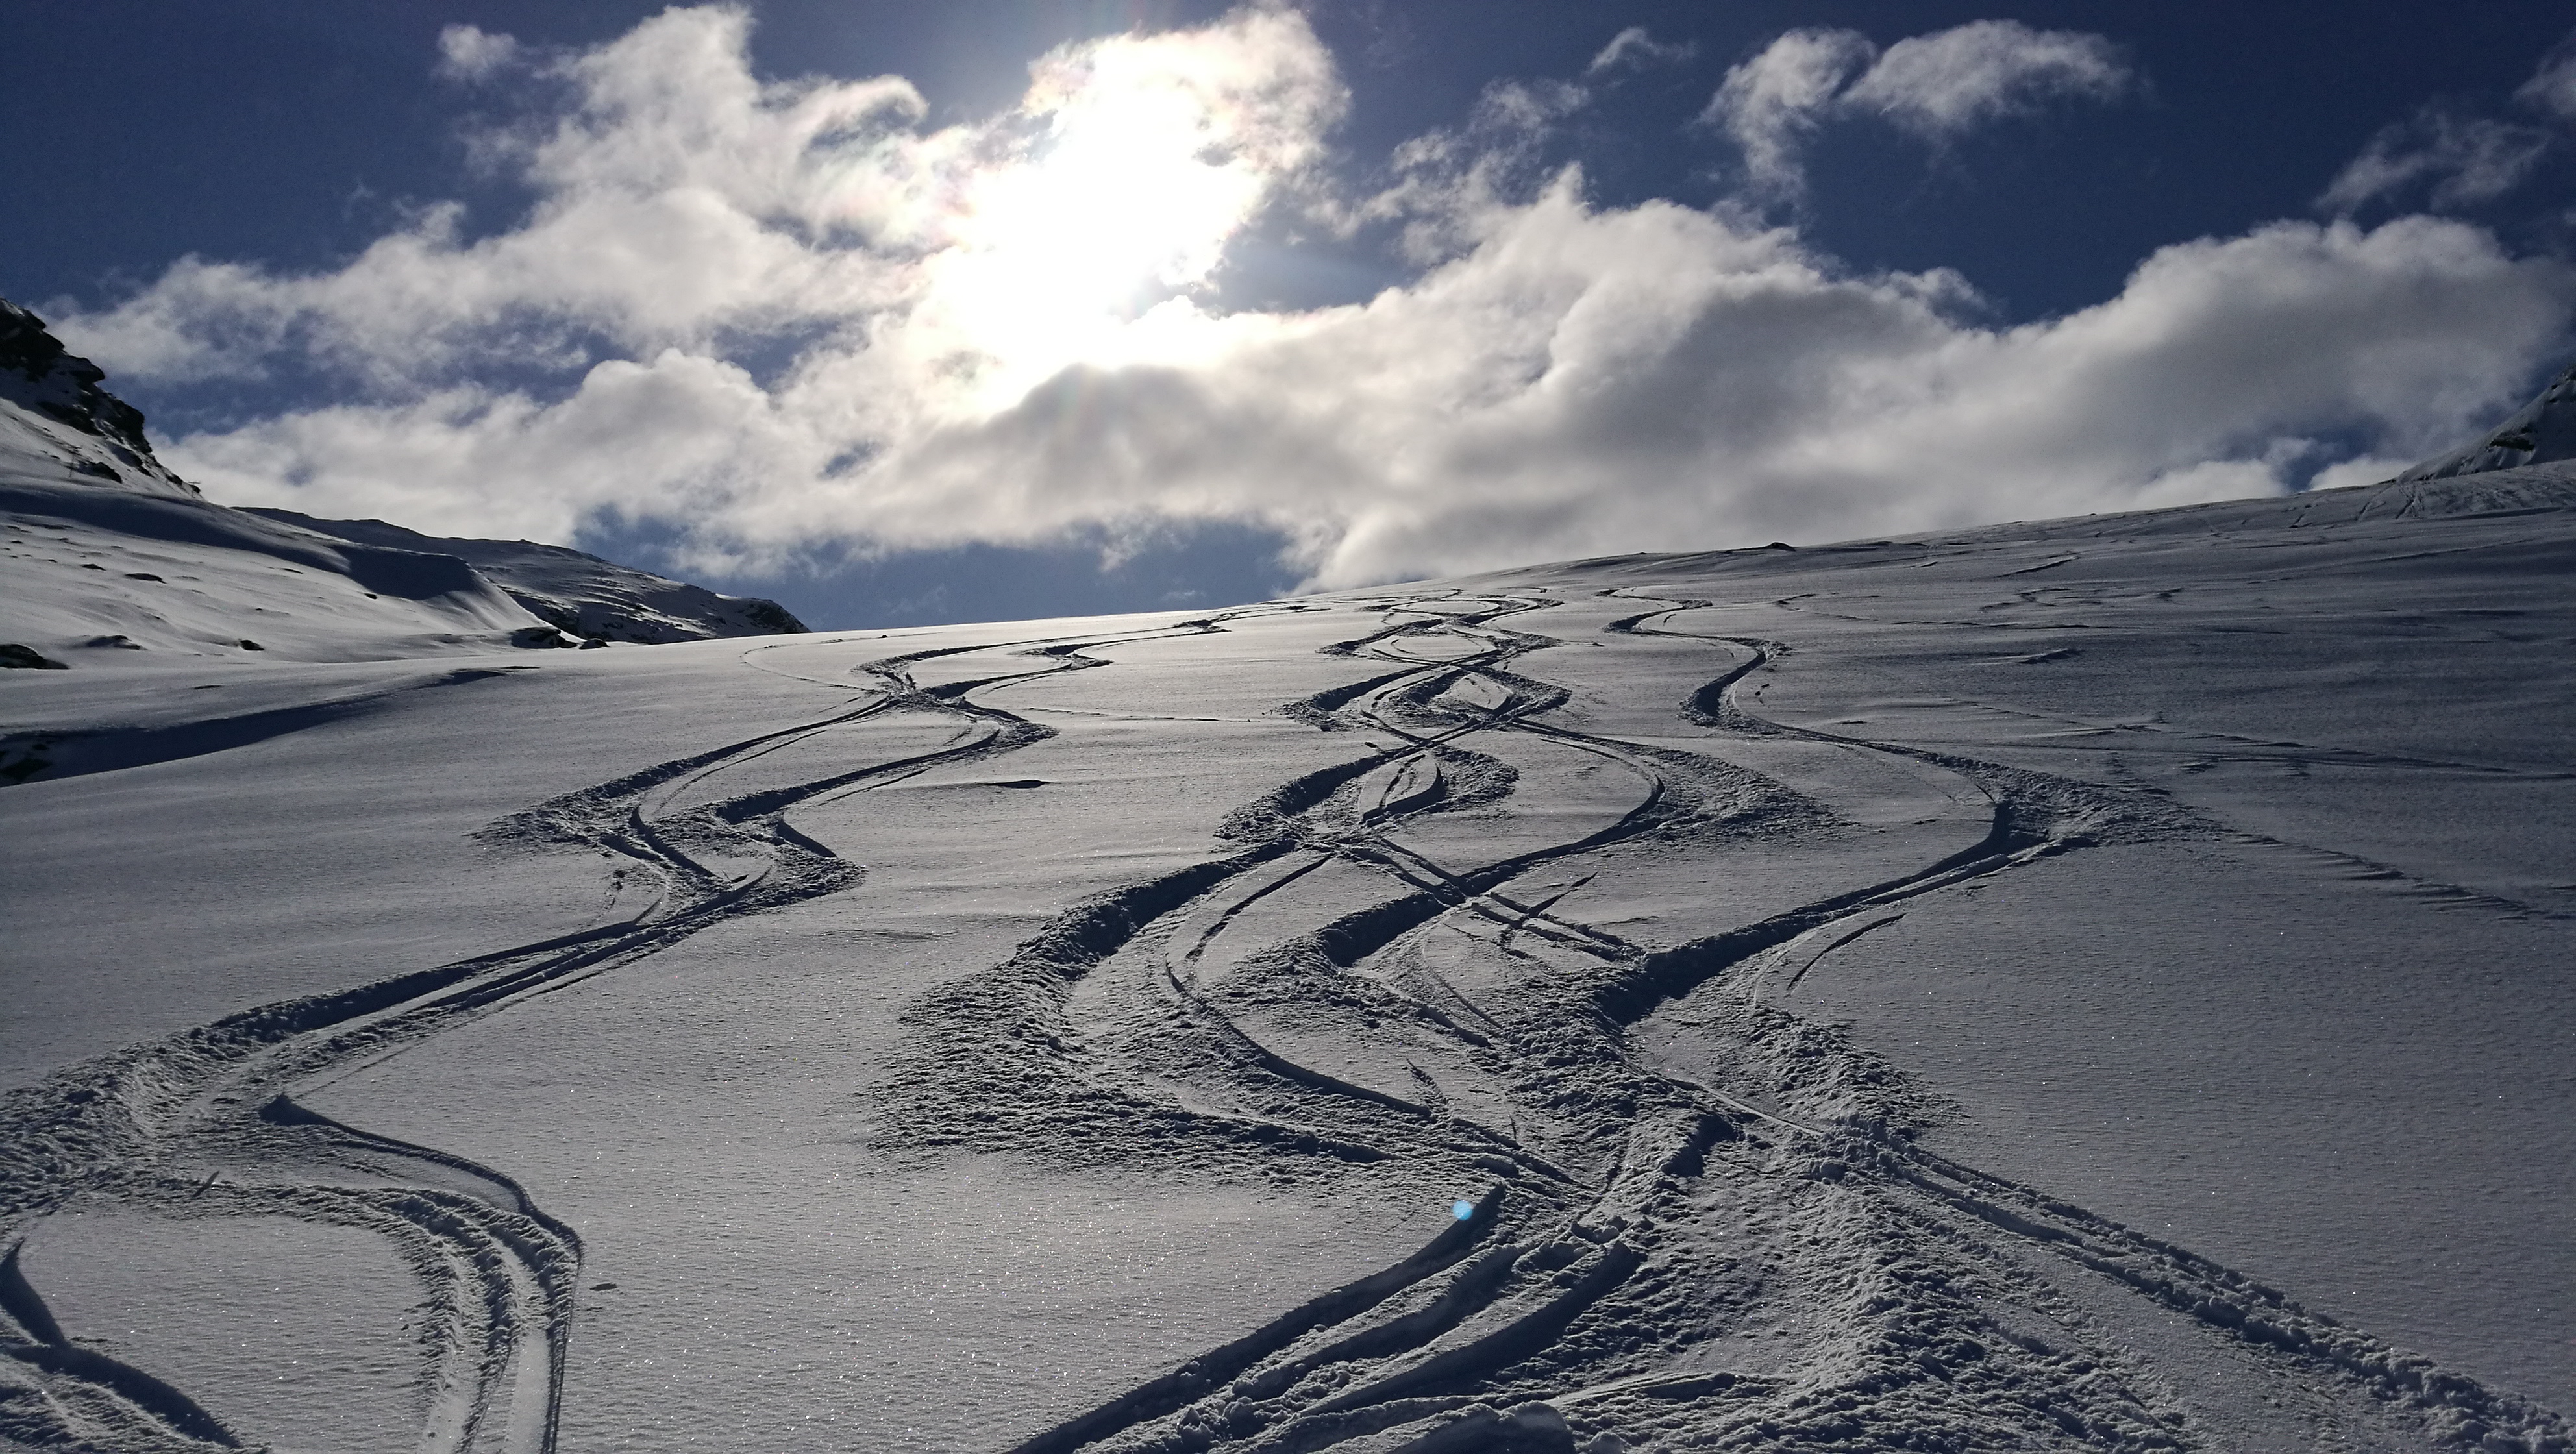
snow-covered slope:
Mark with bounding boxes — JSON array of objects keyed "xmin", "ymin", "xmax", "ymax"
[
  {"xmin": 0, "ymin": 475, "xmax": 564, "ymax": 669},
  {"xmin": 244, "ymin": 509, "xmax": 807, "ymax": 644},
  {"xmin": 2398, "ymin": 359, "xmax": 2576, "ymax": 480},
  {"xmin": 3, "ymin": 468, "xmax": 2570, "ymax": 1453},
  {"xmin": 0, "ymin": 299, "xmax": 196, "ymax": 500},
  {"xmin": 1, "ymin": 301, "xmax": 799, "ymax": 672},
  {"xmin": 0, "ymin": 301, "xmax": 563, "ymax": 668}
]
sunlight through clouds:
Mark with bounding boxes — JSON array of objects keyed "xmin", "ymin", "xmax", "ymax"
[
  {"xmin": 908, "ymin": 7, "xmax": 1343, "ymax": 408},
  {"xmin": 50, "ymin": 4, "xmax": 2576, "ymax": 590}
]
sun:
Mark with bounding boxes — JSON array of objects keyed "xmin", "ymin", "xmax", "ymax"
[{"xmin": 905, "ymin": 25, "xmax": 1322, "ymax": 410}]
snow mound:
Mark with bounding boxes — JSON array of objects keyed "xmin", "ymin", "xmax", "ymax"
[
  {"xmin": 244, "ymin": 510, "xmax": 808, "ymax": 643},
  {"xmin": 2398, "ymin": 358, "xmax": 2576, "ymax": 480}
]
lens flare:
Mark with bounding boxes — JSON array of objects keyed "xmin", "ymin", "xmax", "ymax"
[{"xmin": 1452, "ymin": 1199, "xmax": 1474, "ymax": 1221}]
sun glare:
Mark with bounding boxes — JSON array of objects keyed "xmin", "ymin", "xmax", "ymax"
[{"xmin": 911, "ymin": 36, "xmax": 1302, "ymax": 410}]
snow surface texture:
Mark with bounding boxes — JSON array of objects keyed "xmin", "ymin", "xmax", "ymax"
[
  {"xmin": 2399, "ymin": 359, "xmax": 2576, "ymax": 481},
  {"xmin": 241, "ymin": 510, "xmax": 807, "ymax": 646},
  {"xmin": 3, "ymin": 469, "xmax": 2573, "ymax": 1453}
]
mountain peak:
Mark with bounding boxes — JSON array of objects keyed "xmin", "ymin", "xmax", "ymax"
[
  {"xmin": 2398, "ymin": 359, "xmax": 2576, "ymax": 482},
  {"xmin": 0, "ymin": 297, "xmax": 195, "ymax": 497}
]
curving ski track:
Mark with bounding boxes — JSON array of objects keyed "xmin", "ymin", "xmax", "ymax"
[{"xmin": 0, "ymin": 592, "xmax": 2564, "ymax": 1453}]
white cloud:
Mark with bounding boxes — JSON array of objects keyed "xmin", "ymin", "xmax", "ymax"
[
  {"xmin": 1585, "ymin": 27, "xmax": 1694, "ymax": 79},
  {"xmin": 436, "ymin": 24, "xmax": 521, "ymax": 82},
  {"xmin": 1703, "ymin": 29, "xmax": 1877, "ymax": 195},
  {"xmin": 55, "ymin": 6, "xmax": 2576, "ymax": 593},
  {"xmin": 1472, "ymin": 77, "xmax": 1591, "ymax": 134},
  {"xmin": 1705, "ymin": 20, "xmax": 2132, "ymax": 196},
  {"xmin": 2516, "ymin": 44, "xmax": 2576, "ymax": 119},
  {"xmin": 2320, "ymin": 108, "xmax": 2552, "ymax": 214},
  {"xmin": 1840, "ymin": 21, "xmax": 2131, "ymax": 138},
  {"xmin": 833, "ymin": 203, "xmax": 2563, "ymax": 584},
  {"xmin": 2322, "ymin": 43, "xmax": 2576, "ymax": 216}
]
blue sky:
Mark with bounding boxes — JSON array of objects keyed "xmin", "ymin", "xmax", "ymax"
[{"xmin": 6, "ymin": 1, "xmax": 2574, "ymax": 627}]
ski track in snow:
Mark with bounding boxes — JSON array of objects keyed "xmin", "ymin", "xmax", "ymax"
[{"xmin": 0, "ymin": 589, "xmax": 2566, "ymax": 1454}]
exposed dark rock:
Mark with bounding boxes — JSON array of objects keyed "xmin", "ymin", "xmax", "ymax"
[
  {"xmin": 0, "ymin": 297, "xmax": 195, "ymax": 495},
  {"xmin": 0, "ymin": 643, "xmax": 68, "ymax": 669}
]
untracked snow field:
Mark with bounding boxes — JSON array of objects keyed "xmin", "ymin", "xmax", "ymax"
[{"xmin": 3, "ymin": 469, "xmax": 2572, "ymax": 1453}]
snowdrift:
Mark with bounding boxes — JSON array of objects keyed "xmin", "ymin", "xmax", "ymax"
[{"xmin": 3, "ymin": 460, "xmax": 2571, "ymax": 1453}]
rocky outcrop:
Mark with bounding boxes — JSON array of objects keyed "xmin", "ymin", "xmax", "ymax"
[{"xmin": 0, "ymin": 299, "xmax": 194, "ymax": 496}]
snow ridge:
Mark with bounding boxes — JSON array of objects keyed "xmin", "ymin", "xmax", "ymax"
[
  {"xmin": 0, "ymin": 301, "xmax": 193, "ymax": 500},
  {"xmin": 0, "ymin": 298, "xmax": 800, "ymax": 670},
  {"xmin": 243, "ymin": 510, "xmax": 808, "ymax": 645},
  {"xmin": 2398, "ymin": 360, "xmax": 2576, "ymax": 481}
]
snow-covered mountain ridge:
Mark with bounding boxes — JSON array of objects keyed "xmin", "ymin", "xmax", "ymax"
[
  {"xmin": 244, "ymin": 509, "xmax": 806, "ymax": 645},
  {"xmin": 1, "ymin": 452, "xmax": 546, "ymax": 669},
  {"xmin": 0, "ymin": 299, "xmax": 802, "ymax": 669},
  {"xmin": 0, "ymin": 299, "xmax": 193, "ymax": 499},
  {"xmin": 2399, "ymin": 357, "xmax": 2576, "ymax": 481}
]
